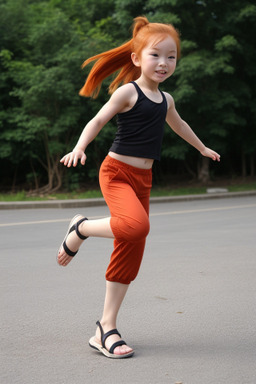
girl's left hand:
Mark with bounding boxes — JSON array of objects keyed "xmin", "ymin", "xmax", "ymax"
[{"xmin": 201, "ymin": 147, "xmax": 221, "ymax": 162}]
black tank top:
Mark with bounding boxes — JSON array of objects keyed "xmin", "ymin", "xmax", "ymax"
[{"xmin": 109, "ymin": 81, "xmax": 167, "ymax": 160}]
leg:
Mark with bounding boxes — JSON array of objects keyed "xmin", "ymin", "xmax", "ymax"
[
  {"xmin": 57, "ymin": 187, "xmax": 149, "ymax": 268},
  {"xmin": 58, "ymin": 157, "xmax": 151, "ymax": 268},
  {"xmin": 94, "ymin": 281, "xmax": 133, "ymax": 356},
  {"xmin": 57, "ymin": 216, "xmax": 114, "ymax": 266},
  {"xmin": 103, "ymin": 181, "xmax": 150, "ymax": 284},
  {"xmin": 105, "ymin": 238, "xmax": 146, "ymax": 283},
  {"xmin": 89, "ymin": 157, "xmax": 151, "ymax": 356},
  {"xmin": 58, "ymin": 156, "xmax": 151, "ymax": 358}
]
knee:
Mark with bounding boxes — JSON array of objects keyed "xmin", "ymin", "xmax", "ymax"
[
  {"xmin": 113, "ymin": 216, "xmax": 150, "ymax": 243},
  {"xmin": 124, "ymin": 220, "xmax": 150, "ymax": 243},
  {"xmin": 130, "ymin": 219, "xmax": 150, "ymax": 242}
]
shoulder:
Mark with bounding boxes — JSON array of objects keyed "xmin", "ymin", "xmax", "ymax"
[
  {"xmin": 162, "ymin": 91, "xmax": 175, "ymax": 110},
  {"xmin": 111, "ymin": 83, "xmax": 137, "ymax": 100},
  {"xmin": 110, "ymin": 83, "xmax": 138, "ymax": 113}
]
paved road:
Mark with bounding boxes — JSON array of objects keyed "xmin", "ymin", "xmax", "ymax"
[{"xmin": 1, "ymin": 196, "xmax": 256, "ymax": 384}]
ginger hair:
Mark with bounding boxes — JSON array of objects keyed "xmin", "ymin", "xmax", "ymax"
[{"xmin": 79, "ymin": 16, "xmax": 180, "ymax": 98}]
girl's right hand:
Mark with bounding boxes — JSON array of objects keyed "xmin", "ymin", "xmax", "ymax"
[{"xmin": 60, "ymin": 149, "xmax": 87, "ymax": 167}]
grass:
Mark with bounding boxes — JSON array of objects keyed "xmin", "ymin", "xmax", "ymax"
[
  {"xmin": 0, "ymin": 189, "xmax": 103, "ymax": 202},
  {"xmin": 151, "ymin": 182, "xmax": 256, "ymax": 197},
  {"xmin": 0, "ymin": 181, "xmax": 256, "ymax": 202}
]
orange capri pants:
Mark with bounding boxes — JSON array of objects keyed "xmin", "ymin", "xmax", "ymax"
[{"xmin": 99, "ymin": 155, "xmax": 152, "ymax": 284}]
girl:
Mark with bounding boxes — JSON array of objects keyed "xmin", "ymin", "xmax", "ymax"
[{"xmin": 57, "ymin": 16, "xmax": 220, "ymax": 359}]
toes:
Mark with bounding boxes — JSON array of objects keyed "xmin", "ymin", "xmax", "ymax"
[
  {"xmin": 114, "ymin": 345, "xmax": 133, "ymax": 355},
  {"xmin": 58, "ymin": 258, "xmax": 71, "ymax": 266},
  {"xmin": 57, "ymin": 249, "xmax": 72, "ymax": 266}
]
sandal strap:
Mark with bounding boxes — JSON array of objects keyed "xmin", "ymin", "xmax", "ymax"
[
  {"xmin": 96, "ymin": 321, "xmax": 104, "ymax": 341},
  {"xmin": 102, "ymin": 329, "xmax": 121, "ymax": 348},
  {"xmin": 62, "ymin": 216, "xmax": 88, "ymax": 257},
  {"xmin": 96, "ymin": 321, "xmax": 121, "ymax": 349},
  {"xmin": 109, "ymin": 340, "xmax": 127, "ymax": 354},
  {"xmin": 63, "ymin": 240, "xmax": 77, "ymax": 257},
  {"xmin": 75, "ymin": 217, "xmax": 88, "ymax": 240}
]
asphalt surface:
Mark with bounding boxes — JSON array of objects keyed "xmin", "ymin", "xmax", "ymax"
[{"xmin": 1, "ymin": 195, "xmax": 256, "ymax": 384}]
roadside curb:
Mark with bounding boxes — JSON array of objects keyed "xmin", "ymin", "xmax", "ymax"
[{"xmin": 0, "ymin": 190, "xmax": 255, "ymax": 210}]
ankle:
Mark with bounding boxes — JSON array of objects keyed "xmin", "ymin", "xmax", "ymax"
[
  {"xmin": 99, "ymin": 319, "xmax": 117, "ymax": 331},
  {"xmin": 79, "ymin": 219, "xmax": 88, "ymax": 238}
]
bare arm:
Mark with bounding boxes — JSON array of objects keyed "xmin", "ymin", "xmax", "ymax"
[
  {"xmin": 60, "ymin": 84, "xmax": 134, "ymax": 167},
  {"xmin": 165, "ymin": 93, "xmax": 220, "ymax": 161}
]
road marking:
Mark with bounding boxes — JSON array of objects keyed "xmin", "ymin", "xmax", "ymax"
[
  {"xmin": 1, "ymin": 203, "xmax": 256, "ymax": 227},
  {"xmin": 149, "ymin": 203, "xmax": 256, "ymax": 217},
  {"xmin": 0, "ymin": 215, "xmax": 105, "ymax": 227}
]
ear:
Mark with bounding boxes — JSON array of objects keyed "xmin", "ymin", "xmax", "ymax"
[{"xmin": 131, "ymin": 52, "xmax": 141, "ymax": 67}]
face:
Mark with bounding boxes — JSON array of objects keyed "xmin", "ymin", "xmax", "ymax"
[{"xmin": 132, "ymin": 36, "xmax": 177, "ymax": 84}]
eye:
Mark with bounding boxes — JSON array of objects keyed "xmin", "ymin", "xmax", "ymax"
[
  {"xmin": 150, "ymin": 53, "xmax": 158, "ymax": 57},
  {"xmin": 168, "ymin": 56, "xmax": 176, "ymax": 59}
]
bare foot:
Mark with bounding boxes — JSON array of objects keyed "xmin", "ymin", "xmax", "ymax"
[{"xmin": 57, "ymin": 215, "xmax": 87, "ymax": 266}]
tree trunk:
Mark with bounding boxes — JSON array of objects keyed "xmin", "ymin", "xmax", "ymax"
[
  {"xmin": 184, "ymin": 160, "xmax": 197, "ymax": 179},
  {"xmin": 11, "ymin": 166, "xmax": 18, "ymax": 192},
  {"xmin": 250, "ymin": 154, "xmax": 255, "ymax": 177},
  {"xmin": 27, "ymin": 156, "xmax": 63, "ymax": 196},
  {"xmin": 241, "ymin": 151, "xmax": 247, "ymax": 177},
  {"xmin": 197, "ymin": 156, "xmax": 210, "ymax": 183},
  {"xmin": 30, "ymin": 158, "xmax": 39, "ymax": 190}
]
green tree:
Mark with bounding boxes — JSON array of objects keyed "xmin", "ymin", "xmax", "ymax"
[
  {"xmin": 1, "ymin": 0, "xmax": 255, "ymax": 193},
  {"xmin": 227, "ymin": 2, "xmax": 256, "ymax": 177},
  {"xmin": 114, "ymin": 0, "xmax": 256, "ymax": 182},
  {"xmin": 0, "ymin": 0, "xmax": 116, "ymax": 193},
  {"xmin": 1, "ymin": 1, "xmax": 84, "ymax": 192}
]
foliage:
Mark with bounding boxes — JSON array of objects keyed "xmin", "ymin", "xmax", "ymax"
[{"xmin": 0, "ymin": 0, "xmax": 255, "ymax": 193}]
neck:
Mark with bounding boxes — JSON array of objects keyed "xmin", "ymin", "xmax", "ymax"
[{"xmin": 135, "ymin": 77, "xmax": 159, "ymax": 92}]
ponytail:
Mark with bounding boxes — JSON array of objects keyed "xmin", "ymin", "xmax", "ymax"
[
  {"xmin": 79, "ymin": 16, "xmax": 180, "ymax": 98},
  {"xmin": 79, "ymin": 39, "xmax": 134, "ymax": 98}
]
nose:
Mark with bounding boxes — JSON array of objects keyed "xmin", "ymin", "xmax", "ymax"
[{"xmin": 159, "ymin": 58, "xmax": 167, "ymax": 67}]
